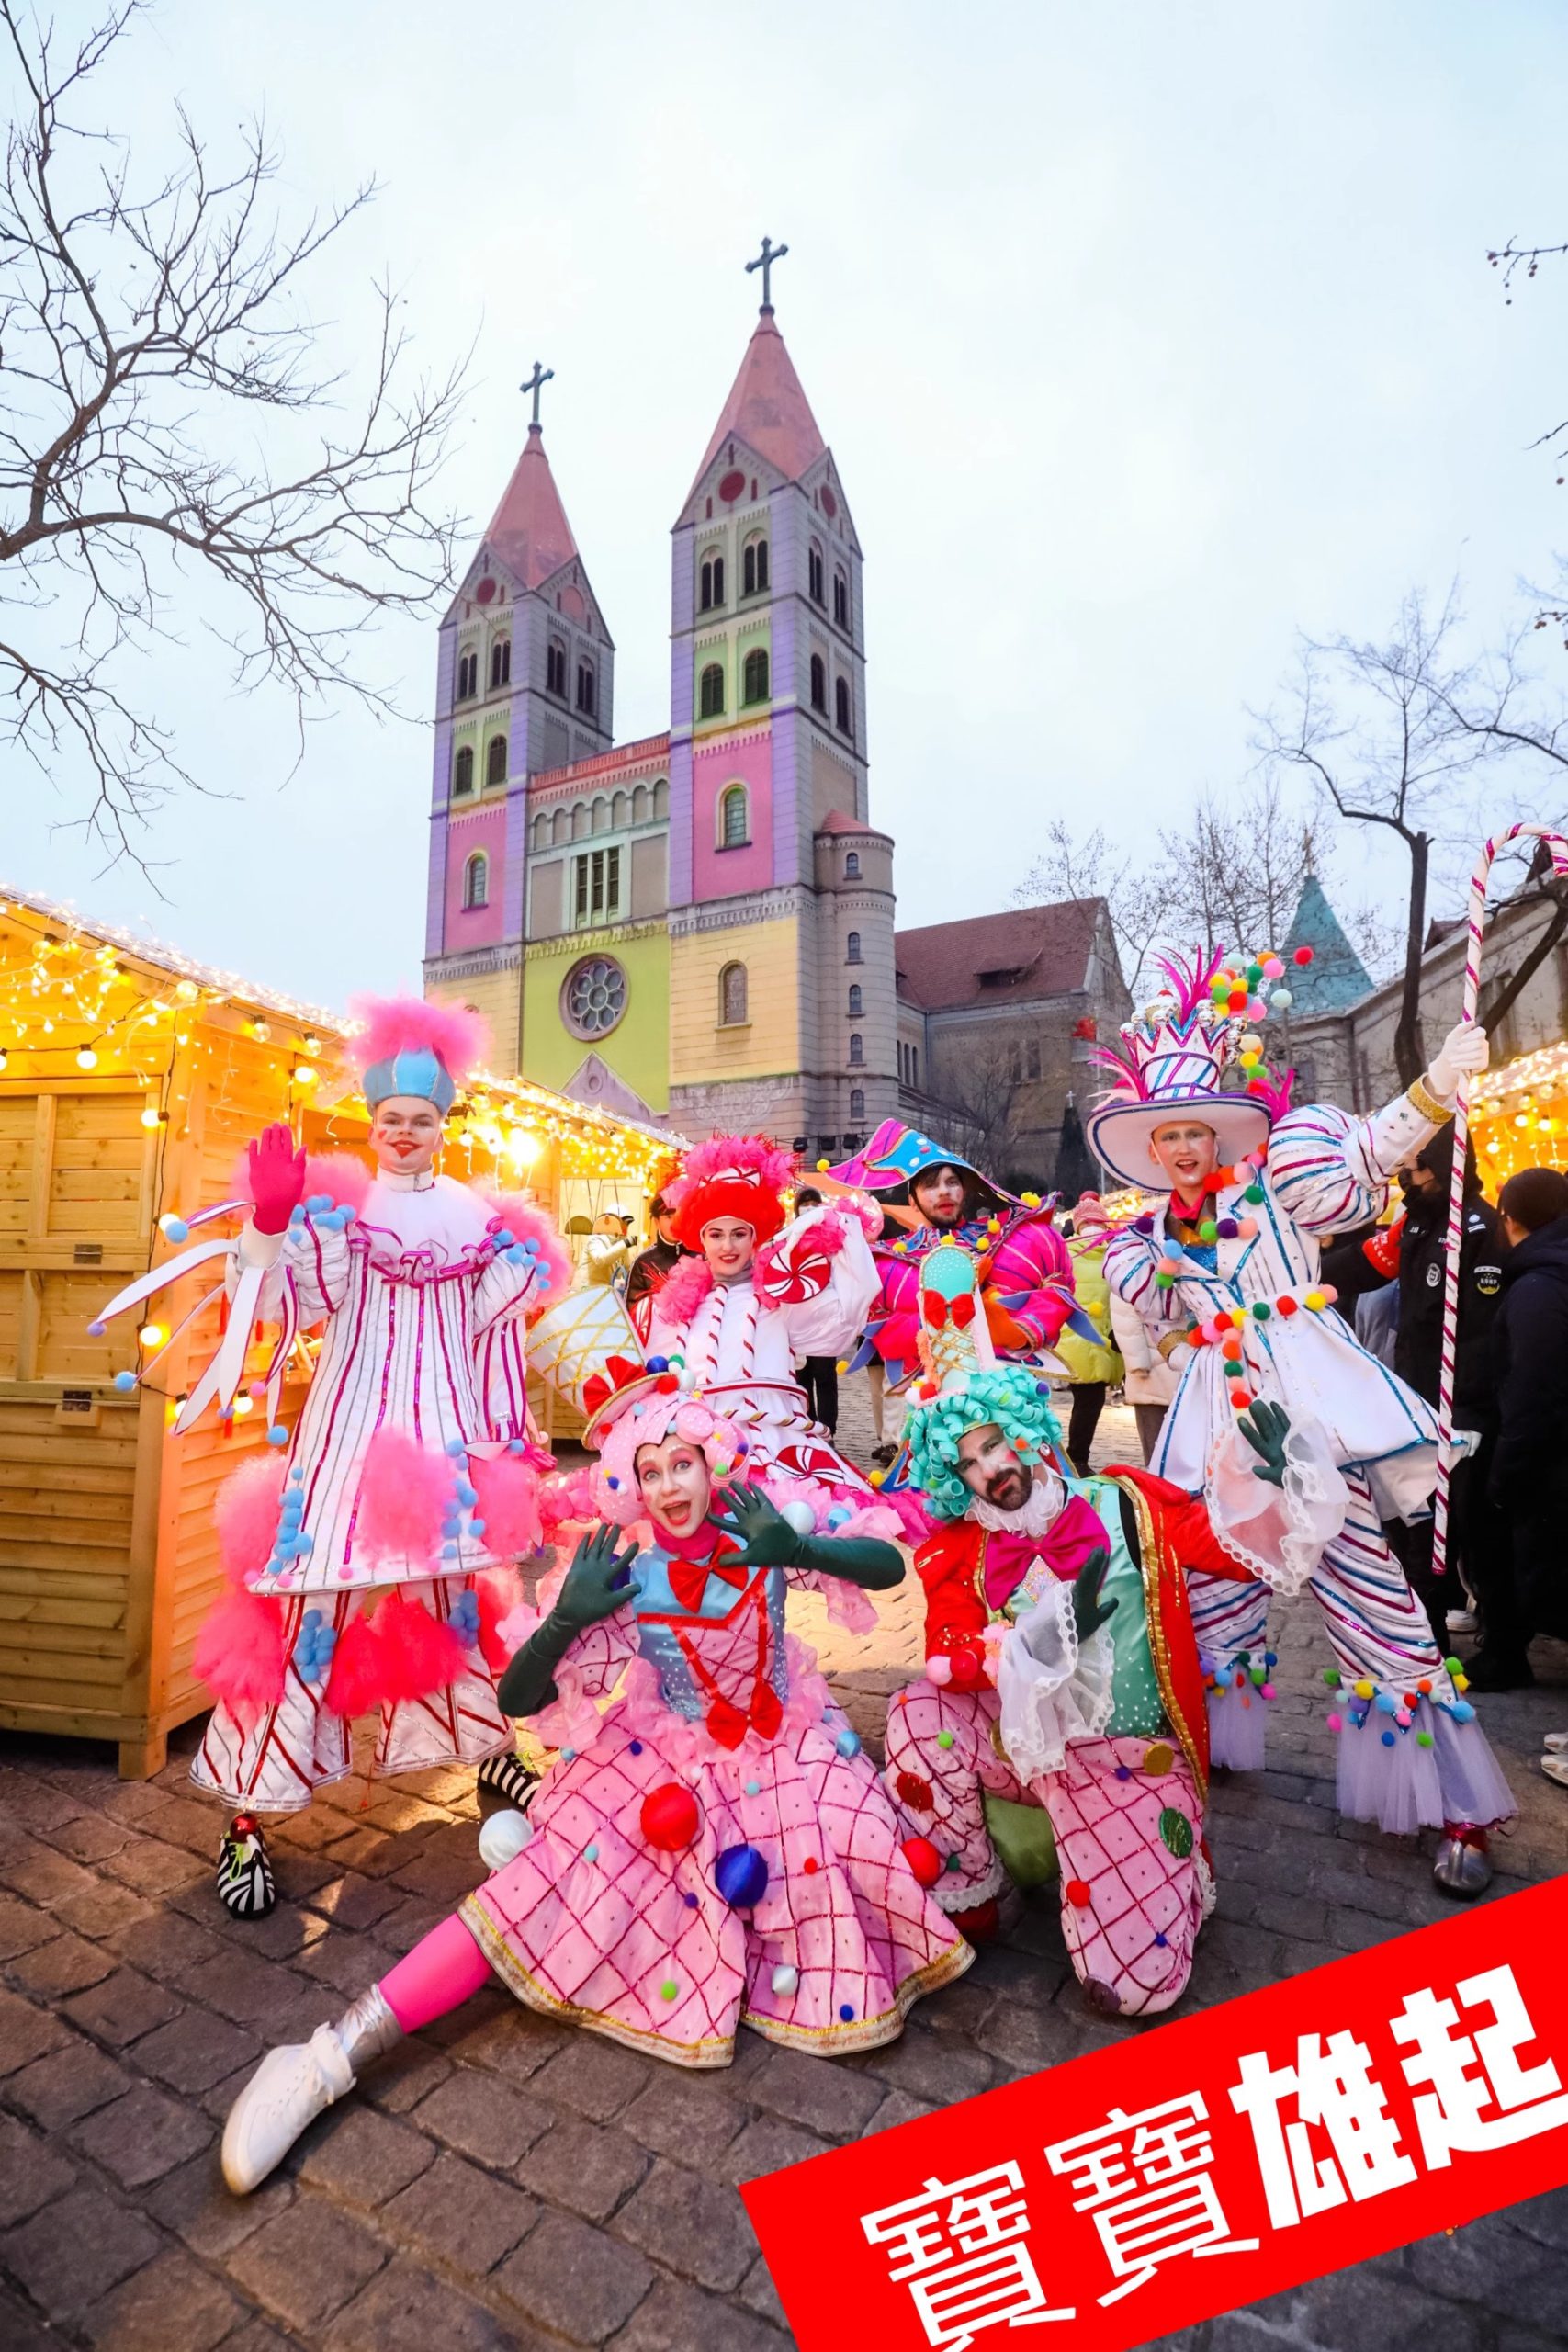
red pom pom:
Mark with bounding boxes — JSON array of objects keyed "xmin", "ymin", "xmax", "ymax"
[
  {"xmin": 640, "ymin": 1782, "xmax": 700, "ymax": 1851},
  {"xmin": 1293, "ymin": 945, "xmax": 1314, "ymax": 966},
  {"xmin": 902, "ymin": 1836, "xmax": 943, "ymax": 1889},
  {"xmin": 896, "ymin": 1771, "xmax": 933, "ymax": 1813},
  {"xmin": 946, "ymin": 1645, "xmax": 982, "ymax": 1691},
  {"xmin": 1228, "ymin": 1383, "xmax": 1252, "ymax": 1408},
  {"xmin": 1277, "ymin": 1295, "xmax": 1299, "ymax": 1317},
  {"xmin": 1066, "ymin": 1877, "xmax": 1092, "ymax": 1907},
  {"xmin": 655, "ymin": 1374, "xmax": 680, "ymax": 1393}
]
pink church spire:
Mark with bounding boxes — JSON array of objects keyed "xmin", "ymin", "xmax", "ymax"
[
  {"xmin": 482, "ymin": 367, "xmax": 579, "ymax": 592},
  {"xmin": 687, "ymin": 290, "xmax": 827, "ymax": 500}
]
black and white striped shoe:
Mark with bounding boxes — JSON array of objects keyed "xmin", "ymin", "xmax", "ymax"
[
  {"xmin": 476, "ymin": 1749, "xmax": 542, "ymax": 1818},
  {"xmin": 217, "ymin": 1814, "xmax": 276, "ymax": 1919}
]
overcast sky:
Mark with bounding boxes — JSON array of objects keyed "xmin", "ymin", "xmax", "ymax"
[{"xmin": 6, "ymin": 0, "xmax": 1568, "ymax": 1012}]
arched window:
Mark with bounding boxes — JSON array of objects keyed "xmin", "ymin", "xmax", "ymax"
[
  {"xmin": 699, "ymin": 552, "xmax": 726, "ymax": 611},
  {"xmin": 718, "ymin": 961, "xmax": 749, "ymax": 1026},
  {"xmin": 490, "ymin": 639, "xmax": 511, "ymax": 690},
  {"xmin": 575, "ymin": 660, "xmax": 596, "ymax": 716},
  {"xmin": 849, "ymin": 1033, "xmax": 863, "ymax": 1065},
  {"xmin": 846, "ymin": 930, "xmax": 863, "ymax": 965},
  {"xmin": 848, "ymin": 984, "xmax": 863, "ymax": 1016},
  {"xmin": 833, "ymin": 571, "xmax": 849, "ymax": 628},
  {"xmin": 844, "ymin": 852, "xmax": 861, "ymax": 879},
  {"xmin": 653, "ymin": 777, "xmax": 669, "ymax": 819},
  {"xmin": 809, "ymin": 653, "xmax": 827, "ymax": 713},
  {"xmin": 835, "ymin": 675, "xmax": 852, "ymax": 735},
  {"xmin": 591, "ymin": 797, "xmax": 609, "ymax": 835},
  {"xmin": 850, "ymin": 1089, "xmax": 865, "ymax": 1125},
  {"xmin": 808, "ymin": 543, "xmax": 825, "ymax": 605},
  {"xmin": 462, "ymin": 851, "xmax": 489, "ymax": 910},
  {"xmin": 611, "ymin": 790, "xmax": 628, "ymax": 831},
  {"xmin": 486, "ymin": 733, "xmax": 508, "ymax": 787},
  {"xmin": 532, "ymin": 812, "xmax": 547, "ymax": 852},
  {"xmin": 742, "ymin": 537, "xmax": 769, "ymax": 597},
  {"xmin": 742, "ymin": 648, "xmax": 770, "ymax": 705},
  {"xmin": 547, "ymin": 639, "xmax": 567, "ymax": 697},
  {"xmin": 457, "ymin": 650, "xmax": 478, "ymax": 701},
  {"xmin": 631, "ymin": 783, "xmax": 649, "ymax": 823},
  {"xmin": 452, "ymin": 745, "xmax": 474, "ymax": 795},
  {"xmin": 720, "ymin": 784, "xmax": 749, "ymax": 848},
  {"xmin": 699, "ymin": 662, "xmax": 725, "ymax": 718},
  {"xmin": 551, "ymin": 805, "xmax": 569, "ymax": 847}
]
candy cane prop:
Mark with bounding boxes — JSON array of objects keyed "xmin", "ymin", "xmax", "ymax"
[{"xmin": 1432, "ymin": 822, "xmax": 1568, "ymax": 1577}]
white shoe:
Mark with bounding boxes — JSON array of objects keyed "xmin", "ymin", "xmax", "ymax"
[
  {"xmin": 1445, "ymin": 1608, "xmax": 1479, "ymax": 1635},
  {"xmin": 1542, "ymin": 1754, "xmax": 1568, "ymax": 1790},
  {"xmin": 221, "ymin": 2023, "xmax": 355, "ymax": 2194},
  {"xmin": 1542, "ymin": 1732, "xmax": 1568, "ymax": 1754}
]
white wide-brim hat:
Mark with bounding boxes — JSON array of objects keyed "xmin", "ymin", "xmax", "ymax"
[{"xmin": 1086, "ymin": 1090, "xmax": 1271, "ymax": 1190}]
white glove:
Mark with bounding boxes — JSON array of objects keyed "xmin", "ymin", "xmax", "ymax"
[{"xmin": 1426, "ymin": 1020, "xmax": 1488, "ymax": 1102}]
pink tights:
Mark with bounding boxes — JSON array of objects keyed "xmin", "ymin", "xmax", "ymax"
[{"xmin": 378, "ymin": 1913, "xmax": 493, "ymax": 2033}]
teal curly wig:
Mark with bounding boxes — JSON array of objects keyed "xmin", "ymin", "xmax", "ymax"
[{"xmin": 902, "ymin": 1368, "xmax": 1063, "ymax": 1521}]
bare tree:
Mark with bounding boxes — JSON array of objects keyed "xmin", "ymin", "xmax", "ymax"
[
  {"xmin": 1253, "ymin": 589, "xmax": 1499, "ymax": 1084},
  {"xmin": 0, "ymin": 2, "xmax": 467, "ymax": 864},
  {"xmin": 1014, "ymin": 820, "xmax": 1169, "ymax": 1000},
  {"xmin": 936, "ymin": 1043, "xmax": 1035, "ymax": 1191}
]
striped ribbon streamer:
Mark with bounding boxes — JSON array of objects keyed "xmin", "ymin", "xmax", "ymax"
[{"xmin": 1432, "ymin": 822, "xmax": 1568, "ymax": 1577}]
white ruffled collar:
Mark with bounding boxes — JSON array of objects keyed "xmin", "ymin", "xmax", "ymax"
[{"xmin": 970, "ymin": 1471, "xmax": 1066, "ymax": 1535}]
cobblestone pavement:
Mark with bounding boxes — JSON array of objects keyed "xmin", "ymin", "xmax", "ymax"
[{"xmin": 0, "ymin": 1390, "xmax": 1564, "ymax": 2351}]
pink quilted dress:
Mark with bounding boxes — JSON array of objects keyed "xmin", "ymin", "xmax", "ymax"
[{"xmin": 464, "ymin": 1538, "xmax": 972, "ymax": 2067}]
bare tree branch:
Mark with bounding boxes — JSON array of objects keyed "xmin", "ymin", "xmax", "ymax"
[{"xmin": 0, "ymin": 0, "xmax": 469, "ymax": 868}]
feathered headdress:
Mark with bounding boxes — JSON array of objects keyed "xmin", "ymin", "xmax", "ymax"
[
  {"xmin": 1086, "ymin": 946, "xmax": 1296, "ymax": 1189},
  {"xmin": 666, "ymin": 1134, "xmax": 796, "ymax": 1249},
  {"xmin": 348, "ymin": 994, "xmax": 490, "ymax": 1114}
]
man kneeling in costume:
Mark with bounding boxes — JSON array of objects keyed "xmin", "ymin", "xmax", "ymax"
[
  {"xmin": 220, "ymin": 1380, "xmax": 970, "ymax": 2193},
  {"xmin": 885, "ymin": 1240, "xmax": 1290, "ymax": 2018}
]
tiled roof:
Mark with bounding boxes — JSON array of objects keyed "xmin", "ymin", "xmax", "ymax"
[
  {"xmin": 482, "ymin": 426, "xmax": 579, "ymax": 593},
  {"xmin": 816, "ymin": 808, "xmax": 888, "ymax": 839},
  {"xmin": 895, "ymin": 899, "xmax": 1103, "ymax": 1012},
  {"xmin": 688, "ymin": 311, "xmax": 827, "ymax": 499}
]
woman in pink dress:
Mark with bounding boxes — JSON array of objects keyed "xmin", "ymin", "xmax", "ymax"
[{"xmin": 219, "ymin": 1386, "xmax": 970, "ymax": 2193}]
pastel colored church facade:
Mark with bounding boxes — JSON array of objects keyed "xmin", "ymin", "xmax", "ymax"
[{"xmin": 423, "ymin": 281, "xmax": 897, "ymax": 1149}]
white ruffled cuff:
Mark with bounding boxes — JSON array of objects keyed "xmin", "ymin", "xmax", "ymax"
[
  {"xmin": 996, "ymin": 1577, "xmax": 1115, "ymax": 1783},
  {"xmin": 1204, "ymin": 1415, "xmax": 1349, "ymax": 1596}
]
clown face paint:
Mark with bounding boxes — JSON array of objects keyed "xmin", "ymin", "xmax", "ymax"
[
  {"xmin": 370, "ymin": 1096, "xmax": 444, "ymax": 1178},
  {"xmin": 910, "ymin": 1164, "xmax": 970, "ymax": 1228},
  {"xmin": 701, "ymin": 1216, "xmax": 755, "ymax": 1282},
  {"xmin": 633, "ymin": 1430, "xmax": 714, "ymax": 1539},
  {"xmin": 1149, "ymin": 1120, "xmax": 1219, "ymax": 1195},
  {"xmin": 955, "ymin": 1421, "xmax": 1032, "ymax": 1513}
]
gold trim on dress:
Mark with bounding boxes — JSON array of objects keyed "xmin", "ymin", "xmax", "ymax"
[{"xmin": 1407, "ymin": 1074, "xmax": 1452, "ymax": 1125}]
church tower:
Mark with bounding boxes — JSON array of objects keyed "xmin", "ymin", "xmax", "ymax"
[
  {"xmin": 667, "ymin": 245, "xmax": 897, "ymax": 1148},
  {"xmin": 423, "ymin": 367, "xmax": 616, "ymax": 1069}
]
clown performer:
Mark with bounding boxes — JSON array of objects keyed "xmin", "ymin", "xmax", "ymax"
[
  {"xmin": 884, "ymin": 1238, "xmax": 1282, "ymax": 2018},
  {"xmin": 643, "ymin": 1134, "xmax": 886, "ymax": 1515},
  {"xmin": 1092, "ymin": 948, "xmax": 1517, "ymax": 1894},
  {"xmin": 218, "ymin": 1385, "xmax": 973, "ymax": 2192},
  {"xmin": 92, "ymin": 998, "xmax": 561, "ymax": 1914},
  {"xmin": 820, "ymin": 1121, "xmax": 1081, "ymax": 1383}
]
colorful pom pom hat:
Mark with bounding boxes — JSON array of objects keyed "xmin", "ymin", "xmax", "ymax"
[
  {"xmin": 1086, "ymin": 947, "xmax": 1294, "ymax": 1189},
  {"xmin": 349, "ymin": 995, "xmax": 490, "ymax": 1115}
]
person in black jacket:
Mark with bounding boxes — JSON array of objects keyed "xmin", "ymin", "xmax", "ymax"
[
  {"xmin": 626, "ymin": 1193, "xmax": 686, "ymax": 1323},
  {"xmin": 1383, "ymin": 1125, "xmax": 1507, "ymax": 1658},
  {"xmin": 1473, "ymin": 1166, "xmax": 1568, "ymax": 1687}
]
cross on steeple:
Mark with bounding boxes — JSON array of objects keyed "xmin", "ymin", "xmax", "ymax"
[
  {"xmin": 520, "ymin": 359, "xmax": 555, "ymax": 431},
  {"xmin": 745, "ymin": 235, "xmax": 789, "ymax": 313}
]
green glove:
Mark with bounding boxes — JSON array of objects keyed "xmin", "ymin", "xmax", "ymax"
[
  {"xmin": 1236, "ymin": 1399, "xmax": 1291, "ymax": 1487},
  {"xmin": 1071, "ymin": 1547, "xmax": 1118, "ymax": 1645},
  {"xmin": 497, "ymin": 1523, "xmax": 639, "ymax": 1718},
  {"xmin": 706, "ymin": 1481, "xmax": 904, "ymax": 1592}
]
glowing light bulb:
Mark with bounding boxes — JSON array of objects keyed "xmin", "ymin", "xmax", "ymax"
[
  {"xmin": 231, "ymin": 1393, "xmax": 254, "ymax": 1417},
  {"xmin": 140, "ymin": 1104, "xmax": 162, "ymax": 1129},
  {"xmin": 292, "ymin": 1064, "xmax": 316, "ymax": 1086},
  {"xmin": 139, "ymin": 1322, "xmax": 167, "ymax": 1349},
  {"xmin": 76, "ymin": 1046, "xmax": 98, "ymax": 1070}
]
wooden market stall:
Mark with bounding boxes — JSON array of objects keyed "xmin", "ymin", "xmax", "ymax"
[
  {"xmin": 1468, "ymin": 1040, "xmax": 1568, "ymax": 1193},
  {"xmin": 0, "ymin": 888, "xmax": 676, "ymax": 1778}
]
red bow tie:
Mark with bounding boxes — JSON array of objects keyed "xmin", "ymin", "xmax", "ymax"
[{"xmin": 666, "ymin": 1551, "xmax": 749, "ymax": 1615}]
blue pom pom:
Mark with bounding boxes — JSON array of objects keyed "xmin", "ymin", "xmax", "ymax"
[
  {"xmin": 455, "ymin": 1480, "xmax": 479, "ymax": 1508},
  {"xmin": 442, "ymin": 1541, "xmax": 459, "ymax": 1559},
  {"xmin": 112, "ymin": 1369, "xmax": 137, "ymax": 1392},
  {"xmin": 714, "ymin": 1844, "xmax": 769, "ymax": 1908},
  {"xmin": 87, "ymin": 1321, "xmax": 107, "ymax": 1338},
  {"xmin": 288, "ymin": 1204, "xmax": 306, "ymax": 1227},
  {"xmin": 468, "ymin": 1519, "xmax": 486, "ymax": 1539},
  {"xmin": 1374, "ymin": 1691, "xmax": 1397, "ymax": 1715},
  {"xmin": 735, "ymin": 1437, "xmax": 749, "ymax": 1454},
  {"xmin": 289, "ymin": 1464, "xmax": 305, "ymax": 1484},
  {"xmin": 839, "ymin": 2004, "xmax": 855, "ymax": 2022},
  {"xmin": 493, "ymin": 1228, "xmax": 515, "ymax": 1249},
  {"xmin": 293, "ymin": 1532, "xmax": 313, "ymax": 1555},
  {"xmin": 502, "ymin": 1245, "xmax": 525, "ymax": 1264},
  {"xmin": 163, "ymin": 1218, "xmax": 190, "ymax": 1245},
  {"xmin": 606, "ymin": 1475, "xmax": 619, "ymax": 1488},
  {"xmin": 266, "ymin": 1424, "xmax": 289, "ymax": 1447},
  {"xmin": 647, "ymin": 1355, "xmax": 668, "ymax": 1374},
  {"xmin": 306, "ymin": 1193, "xmax": 333, "ymax": 1214},
  {"xmin": 826, "ymin": 1506, "xmax": 851, "ymax": 1529},
  {"xmin": 1450, "ymin": 1699, "xmax": 1476, "ymax": 1724},
  {"xmin": 629, "ymin": 1740, "xmax": 643, "ymax": 1754},
  {"xmin": 506, "ymin": 1438, "xmax": 525, "ymax": 1454},
  {"xmin": 835, "ymin": 1727, "xmax": 862, "ymax": 1758},
  {"xmin": 445, "ymin": 1437, "xmax": 467, "ymax": 1457},
  {"xmin": 1381, "ymin": 1728, "xmax": 1396, "ymax": 1747}
]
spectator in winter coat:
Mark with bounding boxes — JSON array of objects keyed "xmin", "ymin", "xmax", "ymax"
[
  {"xmin": 1382, "ymin": 1127, "xmax": 1507, "ymax": 1661},
  {"xmin": 626, "ymin": 1193, "xmax": 686, "ymax": 1330},
  {"xmin": 1055, "ymin": 1194, "xmax": 1124, "ymax": 1474},
  {"xmin": 1107, "ymin": 1283, "xmax": 1178, "ymax": 1464},
  {"xmin": 1478, "ymin": 1166, "xmax": 1568, "ymax": 1689}
]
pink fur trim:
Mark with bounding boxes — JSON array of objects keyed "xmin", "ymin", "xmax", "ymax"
[
  {"xmin": 347, "ymin": 993, "xmax": 490, "ymax": 1089},
  {"xmin": 470, "ymin": 1453, "xmax": 542, "ymax": 1561},
  {"xmin": 840, "ymin": 1191, "xmax": 884, "ymax": 1242},
  {"xmin": 651, "ymin": 1253, "xmax": 715, "ymax": 1327},
  {"xmin": 539, "ymin": 1465, "xmax": 598, "ymax": 1533},
  {"xmin": 374, "ymin": 1589, "xmax": 467, "ymax": 1699},
  {"xmin": 355, "ymin": 1430, "xmax": 448, "ymax": 1570},
  {"xmin": 323, "ymin": 1610, "xmax": 384, "ymax": 1719},
  {"xmin": 481, "ymin": 1195, "xmax": 572, "ymax": 1304},
  {"xmin": 666, "ymin": 1132, "xmax": 797, "ymax": 1209},
  {"xmin": 216, "ymin": 1455, "xmax": 288, "ymax": 1589},
  {"xmin": 193, "ymin": 1589, "xmax": 287, "ymax": 1730}
]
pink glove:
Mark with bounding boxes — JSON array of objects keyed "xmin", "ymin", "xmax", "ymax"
[{"xmin": 247, "ymin": 1124, "xmax": 307, "ymax": 1235}]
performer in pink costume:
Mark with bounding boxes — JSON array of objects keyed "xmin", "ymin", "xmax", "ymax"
[
  {"xmin": 1092, "ymin": 948, "xmax": 1516, "ymax": 1894},
  {"xmin": 219, "ymin": 1388, "xmax": 970, "ymax": 2193},
  {"xmin": 643, "ymin": 1134, "xmax": 886, "ymax": 1512},
  {"xmin": 821, "ymin": 1121, "xmax": 1078, "ymax": 1377},
  {"xmin": 94, "ymin": 999, "xmax": 561, "ymax": 1913}
]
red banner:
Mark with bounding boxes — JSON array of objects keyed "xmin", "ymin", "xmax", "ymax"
[{"xmin": 742, "ymin": 1876, "xmax": 1568, "ymax": 2352}]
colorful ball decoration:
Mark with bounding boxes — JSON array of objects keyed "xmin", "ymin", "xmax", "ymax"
[
  {"xmin": 1293, "ymin": 944, "xmax": 1314, "ymax": 967},
  {"xmin": 714, "ymin": 1844, "xmax": 769, "ymax": 1907},
  {"xmin": 640, "ymin": 1783, "xmax": 700, "ymax": 1851},
  {"xmin": 901, "ymin": 1836, "xmax": 943, "ymax": 1889}
]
